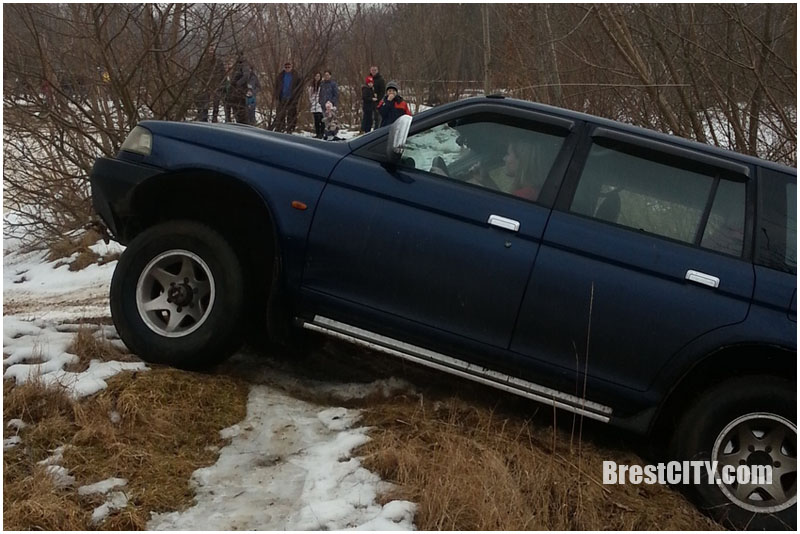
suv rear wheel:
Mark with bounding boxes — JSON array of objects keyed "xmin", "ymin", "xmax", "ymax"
[
  {"xmin": 110, "ymin": 220, "xmax": 245, "ymax": 368},
  {"xmin": 671, "ymin": 376, "xmax": 796, "ymax": 530}
]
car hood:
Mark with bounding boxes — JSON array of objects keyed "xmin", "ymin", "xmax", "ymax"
[{"xmin": 137, "ymin": 120, "xmax": 352, "ymax": 178}]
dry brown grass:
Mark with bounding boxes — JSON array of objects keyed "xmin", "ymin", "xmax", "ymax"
[
  {"xmin": 4, "ymin": 331, "xmax": 723, "ymax": 530},
  {"xmin": 48, "ymin": 229, "xmax": 99, "ymax": 260},
  {"xmin": 356, "ymin": 392, "xmax": 722, "ymax": 531},
  {"xmin": 65, "ymin": 324, "xmax": 138, "ymax": 372},
  {"xmin": 46, "ymin": 229, "xmax": 119, "ymax": 271},
  {"xmin": 3, "ymin": 365, "xmax": 249, "ymax": 530},
  {"xmin": 234, "ymin": 339, "xmax": 721, "ymax": 530}
]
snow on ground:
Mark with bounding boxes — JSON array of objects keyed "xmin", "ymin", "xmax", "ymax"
[
  {"xmin": 3, "ymin": 223, "xmax": 417, "ymax": 529},
  {"xmin": 3, "ymin": 232, "xmax": 124, "ymax": 321},
  {"xmin": 3, "ymin": 238, "xmax": 146, "ymax": 398},
  {"xmin": 149, "ymin": 385, "xmax": 415, "ymax": 531}
]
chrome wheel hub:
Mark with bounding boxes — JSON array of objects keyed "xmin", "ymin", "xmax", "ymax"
[
  {"xmin": 135, "ymin": 250, "xmax": 216, "ymax": 338},
  {"xmin": 712, "ymin": 412, "xmax": 797, "ymax": 513}
]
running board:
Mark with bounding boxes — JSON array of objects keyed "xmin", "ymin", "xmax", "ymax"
[{"xmin": 300, "ymin": 315, "xmax": 612, "ymax": 423}]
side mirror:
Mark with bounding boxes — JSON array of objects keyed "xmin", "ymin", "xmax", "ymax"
[{"xmin": 386, "ymin": 114, "xmax": 412, "ymax": 163}]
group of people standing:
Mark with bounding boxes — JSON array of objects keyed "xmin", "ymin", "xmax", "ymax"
[
  {"xmin": 196, "ymin": 56, "xmax": 411, "ymax": 138},
  {"xmin": 195, "ymin": 52, "xmax": 261, "ymax": 125},
  {"xmin": 361, "ymin": 65, "xmax": 411, "ymax": 133},
  {"xmin": 304, "ymin": 70, "xmax": 340, "ymax": 139}
]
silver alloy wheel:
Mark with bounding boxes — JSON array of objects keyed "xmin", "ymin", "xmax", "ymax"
[
  {"xmin": 135, "ymin": 250, "xmax": 216, "ymax": 338},
  {"xmin": 712, "ymin": 412, "xmax": 797, "ymax": 514}
]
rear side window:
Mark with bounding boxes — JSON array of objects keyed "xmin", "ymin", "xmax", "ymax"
[
  {"xmin": 756, "ymin": 168, "xmax": 797, "ymax": 274},
  {"xmin": 570, "ymin": 142, "xmax": 746, "ymax": 255},
  {"xmin": 701, "ymin": 179, "xmax": 746, "ymax": 257}
]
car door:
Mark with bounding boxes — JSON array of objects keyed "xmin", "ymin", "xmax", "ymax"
[
  {"xmin": 510, "ymin": 125, "xmax": 756, "ymax": 391},
  {"xmin": 302, "ymin": 105, "xmax": 577, "ymax": 350}
]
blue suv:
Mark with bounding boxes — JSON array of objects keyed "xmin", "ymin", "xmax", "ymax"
[{"xmin": 90, "ymin": 96, "xmax": 796, "ymax": 529}]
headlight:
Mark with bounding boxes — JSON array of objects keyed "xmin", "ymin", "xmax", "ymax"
[{"xmin": 120, "ymin": 126, "xmax": 153, "ymax": 156}]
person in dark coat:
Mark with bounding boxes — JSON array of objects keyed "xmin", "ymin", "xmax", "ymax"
[
  {"xmin": 208, "ymin": 54, "xmax": 227, "ymax": 122},
  {"xmin": 273, "ymin": 60, "xmax": 302, "ymax": 132},
  {"xmin": 361, "ymin": 76, "xmax": 377, "ymax": 133},
  {"xmin": 377, "ymin": 80, "xmax": 411, "ymax": 126},
  {"xmin": 231, "ymin": 54, "xmax": 260, "ymax": 124},
  {"xmin": 369, "ymin": 66, "xmax": 386, "ymax": 128},
  {"xmin": 195, "ymin": 52, "xmax": 226, "ymax": 122},
  {"xmin": 317, "ymin": 70, "xmax": 339, "ymax": 110},
  {"xmin": 222, "ymin": 59, "xmax": 236, "ymax": 122}
]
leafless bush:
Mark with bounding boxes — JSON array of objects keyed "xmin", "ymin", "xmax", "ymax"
[
  {"xmin": 2, "ymin": 5, "xmax": 233, "ymax": 245},
  {"xmin": 3, "ymin": 4, "xmax": 794, "ymax": 248}
]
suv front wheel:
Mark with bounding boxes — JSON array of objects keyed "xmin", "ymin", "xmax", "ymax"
[
  {"xmin": 110, "ymin": 220, "xmax": 245, "ymax": 368},
  {"xmin": 671, "ymin": 375, "xmax": 796, "ymax": 530}
]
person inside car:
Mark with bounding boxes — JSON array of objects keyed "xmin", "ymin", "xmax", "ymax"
[{"xmin": 503, "ymin": 140, "xmax": 540, "ymax": 201}]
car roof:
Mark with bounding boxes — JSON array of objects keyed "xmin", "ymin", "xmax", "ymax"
[{"xmin": 420, "ymin": 96, "xmax": 796, "ymax": 176}]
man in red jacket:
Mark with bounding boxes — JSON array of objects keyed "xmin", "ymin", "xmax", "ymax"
[{"xmin": 377, "ymin": 81, "xmax": 411, "ymax": 126}]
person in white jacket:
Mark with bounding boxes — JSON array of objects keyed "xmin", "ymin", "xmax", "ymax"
[{"xmin": 307, "ymin": 72, "xmax": 323, "ymax": 139}]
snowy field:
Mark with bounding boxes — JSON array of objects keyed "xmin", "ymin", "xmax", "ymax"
[{"xmin": 3, "ymin": 210, "xmax": 417, "ymax": 529}]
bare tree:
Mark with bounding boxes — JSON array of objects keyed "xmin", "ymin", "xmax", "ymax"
[
  {"xmin": 3, "ymin": 4, "xmax": 794, "ymax": 248},
  {"xmin": 3, "ymin": 4, "xmax": 246, "ymax": 245}
]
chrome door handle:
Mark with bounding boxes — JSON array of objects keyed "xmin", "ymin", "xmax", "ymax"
[
  {"xmin": 488, "ymin": 215, "xmax": 520, "ymax": 232},
  {"xmin": 685, "ymin": 270, "xmax": 720, "ymax": 289}
]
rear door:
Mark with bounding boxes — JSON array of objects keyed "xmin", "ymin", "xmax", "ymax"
[
  {"xmin": 510, "ymin": 126, "xmax": 755, "ymax": 391},
  {"xmin": 303, "ymin": 105, "xmax": 577, "ymax": 349}
]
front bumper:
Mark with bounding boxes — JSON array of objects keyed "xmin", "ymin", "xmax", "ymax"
[{"xmin": 89, "ymin": 156, "xmax": 162, "ymax": 243}]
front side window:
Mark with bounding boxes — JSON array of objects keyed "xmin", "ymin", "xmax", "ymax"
[{"xmin": 399, "ymin": 118, "xmax": 566, "ymax": 203}]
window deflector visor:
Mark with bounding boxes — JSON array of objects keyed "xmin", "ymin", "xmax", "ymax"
[{"xmin": 592, "ymin": 127, "xmax": 750, "ymax": 181}]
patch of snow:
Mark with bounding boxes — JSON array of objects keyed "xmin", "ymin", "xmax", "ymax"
[
  {"xmin": 4, "ymin": 436, "xmax": 22, "ymax": 450},
  {"xmin": 356, "ymin": 500, "xmax": 419, "ymax": 530},
  {"xmin": 38, "ymin": 445, "xmax": 69, "ymax": 466},
  {"xmin": 219, "ymin": 424, "xmax": 241, "ymax": 440},
  {"xmin": 147, "ymin": 385, "xmax": 415, "ymax": 531},
  {"xmin": 4, "ymin": 246, "xmax": 119, "ymax": 296},
  {"xmin": 3, "ymin": 236, "xmax": 121, "ymax": 322},
  {"xmin": 88, "ymin": 240, "xmax": 125, "ymax": 257},
  {"xmin": 3, "ymin": 315, "xmax": 148, "ymax": 399},
  {"xmin": 318, "ymin": 406, "xmax": 360, "ymax": 432},
  {"xmin": 7, "ymin": 418, "xmax": 28, "ymax": 432},
  {"xmin": 45, "ymin": 465, "xmax": 76, "ymax": 488},
  {"xmin": 4, "ymin": 353, "xmax": 148, "ymax": 399},
  {"xmin": 78, "ymin": 477, "xmax": 128, "ymax": 496},
  {"xmin": 91, "ymin": 491, "xmax": 129, "ymax": 524},
  {"xmin": 109, "ymin": 410, "xmax": 121, "ymax": 424}
]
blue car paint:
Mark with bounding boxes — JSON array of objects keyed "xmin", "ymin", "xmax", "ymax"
[
  {"xmin": 131, "ymin": 121, "xmax": 351, "ymax": 291},
  {"xmin": 90, "ymin": 97, "xmax": 796, "ymax": 432},
  {"xmin": 302, "ymin": 153, "xmax": 550, "ymax": 349},
  {"xmin": 513, "ymin": 209, "xmax": 756, "ymax": 392}
]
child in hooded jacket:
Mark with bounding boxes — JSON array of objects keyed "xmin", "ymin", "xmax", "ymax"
[{"xmin": 377, "ymin": 80, "xmax": 411, "ymax": 126}]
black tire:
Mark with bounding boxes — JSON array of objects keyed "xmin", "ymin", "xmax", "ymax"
[
  {"xmin": 110, "ymin": 220, "xmax": 245, "ymax": 368},
  {"xmin": 670, "ymin": 376, "xmax": 796, "ymax": 530}
]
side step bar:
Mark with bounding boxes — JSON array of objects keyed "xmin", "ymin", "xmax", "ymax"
[{"xmin": 300, "ymin": 315, "xmax": 612, "ymax": 423}]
